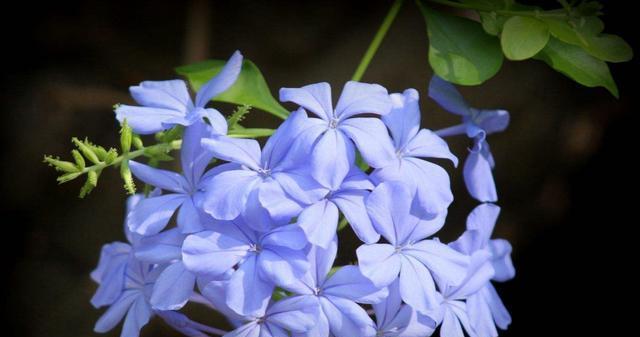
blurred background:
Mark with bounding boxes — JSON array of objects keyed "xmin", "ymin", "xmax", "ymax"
[{"xmin": 2, "ymin": 0, "xmax": 635, "ymax": 336}]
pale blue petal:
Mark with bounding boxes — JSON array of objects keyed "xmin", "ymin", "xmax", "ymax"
[
  {"xmin": 399, "ymin": 255, "xmax": 438, "ymax": 313},
  {"xmin": 356, "ymin": 244, "xmax": 401, "ymax": 287},
  {"xmin": 257, "ymin": 178, "xmax": 303, "ymax": 222},
  {"xmin": 297, "ymin": 199, "xmax": 339, "ymax": 248},
  {"xmin": 334, "ymin": 81, "xmax": 391, "ymax": 118},
  {"xmin": 339, "ymin": 117, "xmax": 396, "ymax": 168},
  {"xmin": 129, "ymin": 161, "xmax": 189, "ymax": 193},
  {"xmin": 94, "ymin": 290, "xmax": 140, "ymax": 333},
  {"xmin": 373, "ymin": 279, "xmax": 402, "ymax": 329},
  {"xmin": 120, "ymin": 296, "xmax": 152, "ymax": 337},
  {"xmin": 445, "ymin": 251, "xmax": 494, "ymax": 299},
  {"xmin": 279, "ymin": 82, "xmax": 333, "ymax": 121},
  {"xmin": 127, "ymin": 194, "xmax": 186, "ymax": 235},
  {"xmin": 272, "ymin": 170, "xmax": 327, "ymax": 206},
  {"xmin": 384, "ymin": 89, "xmax": 421, "ymax": 149},
  {"xmin": 435, "ymin": 123, "xmax": 468, "ymax": 137},
  {"xmin": 475, "ymin": 109, "xmax": 510, "ymax": 135},
  {"xmin": 404, "ymin": 129, "xmax": 458, "ymax": 167},
  {"xmin": 320, "ymin": 295, "xmax": 377, "ymax": 337},
  {"xmin": 310, "ymin": 129, "xmax": 353, "ymax": 190},
  {"xmin": 182, "ymin": 230, "xmax": 250, "ymax": 277},
  {"xmin": 428, "ymin": 76, "xmax": 470, "ymax": 116},
  {"xmin": 91, "ymin": 248, "xmax": 129, "ymax": 308},
  {"xmin": 489, "ymin": 239, "xmax": 515, "ymax": 282},
  {"xmin": 395, "ymin": 306, "xmax": 437, "ymax": 337},
  {"xmin": 201, "ymin": 107, "xmax": 229, "ymax": 135},
  {"xmin": 332, "ymin": 190, "xmax": 380, "ymax": 244},
  {"xmin": 91, "ymin": 241, "xmax": 130, "ymax": 283},
  {"xmin": 404, "ymin": 157, "xmax": 453, "ymax": 216},
  {"xmin": 323, "ymin": 265, "xmax": 388, "ymax": 304},
  {"xmin": 466, "ymin": 290, "xmax": 498, "ymax": 337},
  {"xmin": 485, "ymin": 283, "xmax": 511, "ymax": 329},
  {"xmin": 201, "ymin": 136, "xmax": 262, "ymax": 171},
  {"xmin": 440, "ymin": 306, "xmax": 465, "ymax": 337},
  {"xmin": 130, "ymin": 79, "xmax": 191, "ymax": 112},
  {"xmin": 310, "ymin": 238, "xmax": 337, "ymax": 287},
  {"xmin": 339, "ymin": 166, "xmax": 374, "ymax": 190},
  {"xmin": 150, "ymin": 261, "xmax": 196, "ymax": 310},
  {"xmin": 181, "ymin": 123, "xmax": 215, "ymax": 187},
  {"xmin": 366, "ymin": 182, "xmax": 415, "ymax": 246},
  {"xmin": 258, "ymin": 246, "xmax": 309, "ymax": 287},
  {"xmin": 178, "ymin": 197, "xmax": 205, "ymax": 233},
  {"xmin": 195, "ymin": 50, "xmax": 243, "ymax": 108},
  {"xmin": 115, "ymin": 105, "xmax": 185, "ymax": 134},
  {"xmin": 224, "ymin": 322, "xmax": 260, "ymax": 337},
  {"xmin": 134, "ymin": 228, "xmax": 185, "ymax": 264},
  {"xmin": 262, "ymin": 109, "xmax": 314, "ymax": 169},
  {"xmin": 404, "ymin": 240, "xmax": 469, "ymax": 287},
  {"xmin": 464, "ymin": 150, "xmax": 497, "ymax": 202},
  {"xmin": 266, "ymin": 296, "xmax": 320, "ymax": 333},
  {"xmin": 202, "ymin": 169, "xmax": 261, "ymax": 220},
  {"xmin": 226, "ymin": 255, "xmax": 274, "ymax": 316},
  {"xmin": 261, "ymin": 224, "xmax": 308, "ymax": 250}
]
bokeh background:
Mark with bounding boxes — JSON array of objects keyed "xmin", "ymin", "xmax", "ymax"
[{"xmin": 3, "ymin": 1, "xmax": 636, "ymax": 336}]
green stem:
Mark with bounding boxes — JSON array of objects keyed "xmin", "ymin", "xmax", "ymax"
[
  {"xmin": 78, "ymin": 140, "xmax": 182, "ymax": 176},
  {"xmin": 351, "ymin": 0, "xmax": 405, "ymax": 82},
  {"xmin": 426, "ymin": 0, "xmax": 570, "ymax": 18}
]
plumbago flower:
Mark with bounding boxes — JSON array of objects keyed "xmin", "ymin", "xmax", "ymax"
[
  {"xmin": 181, "ymin": 213, "xmax": 309, "ymax": 316},
  {"xmin": 280, "ymin": 239, "xmax": 388, "ymax": 337},
  {"xmin": 279, "ymin": 81, "xmax": 396, "ymax": 190},
  {"xmin": 445, "ymin": 204, "xmax": 515, "ymax": 337},
  {"xmin": 91, "ymin": 195, "xmax": 225, "ymax": 337},
  {"xmin": 200, "ymin": 109, "xmax": 325, "ymax": 222},
  {"xmin": 356, "ymin": 182, "xmax": 469, "ymax": 314},
  {"xmin": 372, "ymin": 88, "xmax": 458, "ymax": 216},
  {"xmin": 428, "ymin": 76, "xmax": 510, "ymax": 202},
  {"xmin": 115, "ymin": 51, "xmax": 243, "ymax": 135}
]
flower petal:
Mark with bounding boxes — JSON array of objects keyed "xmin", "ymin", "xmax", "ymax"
[
  {"xmin": 384, "ymin": 89, "xmax": 421, "ymax": 149},
  {"xmin": 320, "ymin": 295, "xmax": 377, "ymax": 337},
  {"xmin": 428, "ymin": 76, "xmax": 470, "ymax": 116},
  {"xmin": 267, "ymin": 296, "xmax": 320, "ymax": 333},
  {"xmin": 339, "ymin": 117, "xmax": 396, "ymax": 169},
  {"xmin": 127, "ymin": 194, "xmax": 186, "ymax": 235},
  {"xmin": 466, "ymin": 203, "xmax": 500, "ymax": 246},
  {"xmin": 399, "ymin": 255, "xmax": 438, "ymax": 313},
  {"xmin": 404, "ymin": 157, "xmax": 453, "ymax": 216},
  {"xmin": 334, "ymin": 81, "xmax": 391, "ymax": 118},
  {"xmin": 404, "ymin": 240, "xmax": 469, "ymax": 287},
  {"xmin": 182, "ymin": 230, "xmax": 250, "ymax": 277},
  {"xmin": 177, "ymin": 197, "xmax": 205, "ymax": 233},
  {"xmin": 366, "ymin": 182, "xmax": 415, "ymax": 246},
  {"xmin": 181, "ymin": 123, "xmax": 216, "ymax": 187},
  {"xmin": 194, "ymin": 50, "xmax": 243, "ymax": 108},
  {"xmin": 226, "ymin": 255, "xmax": 275, "ymax": 316},
  {"xmin": 201, "ymin": 136, "xmax": 262, "ymax": 171},
  {"xmin": 130, "ymin": 79, "xmax": 191, "ymax": 111},
  {"xmin": 279, "ymin": 82, "xmax": 333, "ymax": 121},
  {"xmin": 202, "ymin": 169, "xmax": 260, "ymax": 220},
  {"xmin": 134, "ymin": 228, "xmax": 185, "ymax": 264},
  {"xmin": 297, "ymin": 199, "xmax": 339, "ymax": 248},
  {"xmin": 490, "ymin": 239, "xmax": 515, "ymax": 282},
  {"xmin": 115, "ymin": 105, "xmax": 186, "ymax": 135},
  {"xmin": 257, "ymin": 178, "xmax": 303, "ymax": 222},
  {"xmin": 323, "ymin": 265, "xmax": 388, "ymax": 304},
  {"xmin": 258, "ymin": 246, "xmax": 309, "ymax": 287},
  {"xmin": 121, "ymin": 296, "xmax": 152, "ymax": 337},
  {"xmin": 332, "ymin": 190, "xmax": 379, "ymax": 244},
  {"xmin": 475, "ymin": 109, "xmax": 510, "ymax": 135},
  {"xmin": 129, "ymin": 161, "xmax": 189, "ymax": 193},
  {"xmin": 310, "ymin": 129, "xmax": 353, "ymax": 190},
  {"xmin": 150, "ymin": 261, "xmax": 196, "ymax": 310},
  {"xmin": 405, "ymin": 129, "xmax": 458, "ymax": 167},
  {"xmin": 94, "ymin": 290, "xmax": 140, "ymax": 333},
  {"xmin": 356, "ymin": 243, "xmax": 401, "ymax": 287},
  {"xmin": 261, "ymin": 224, "xmax": 308, "ymax": 250},
  {"xmin": 463, "ymin": 149, "xmax": 497, "ymax": 202}
]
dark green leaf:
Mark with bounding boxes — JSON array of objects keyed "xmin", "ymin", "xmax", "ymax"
[
  {"xmin": 418, "ymin": 3, "xmax": 503, "ymax": 85},
  {"xmin": 177, "ymin": 60, "xmax": 289, "ymax": 119},
  {"xmin": 501, "ymin": 16, "xmax": 550, "ymax": 60},
  {"xmin": 582, "ymin": 34, "xmax": 633, "ymax": 63},
  {"xmin": 535, "ymin": 37, "xmax": 618, "ymax": 97}
]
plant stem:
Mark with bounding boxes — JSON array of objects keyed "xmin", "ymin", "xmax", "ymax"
[
  {"xmin": 351, "ymin": 0, "xmax": 405, "ymax": 82},
  {"xmin": 426, "ymin": 0, "xmax": 570, "ymax": 18}
]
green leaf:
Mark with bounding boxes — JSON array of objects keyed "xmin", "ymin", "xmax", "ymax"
[
  {"xmin": 535, "ymin": 37, "xmax": 618, "ymax": 97},
  {"xmin": 501, "ymin": 16, "xmax": 550, "ymax": 60},
  {"xmin": 582, "ymin": 34, "xmax": 633, "ymax": 63},
  {"xmin": 479, "ymin": 11, "xmax": 508, "ymax": 36},
  {"xmin": 418, "ymin": 3, "xmax": 503, "ymax": 85},
  {"xmin": 228, "ymin": 128, "xmax": 275, "ymax": 138},
  {"xmin": 177, "ymin": 59, "xmax": 289, "ymax": 120}
]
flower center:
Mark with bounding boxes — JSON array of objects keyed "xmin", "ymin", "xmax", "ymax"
[
  {"xmin": 249, "ymin": 244, "xmax": 262, "ymax": 253},
  {"xmin": 328, "ymin": 118, "xmax": 340, "ymax": 129},
  {"xmin": 257, "ymin": 168, "xmax": 272, "ymax": 177},
  {"xmin": 313, "ymin": 287, "xmax": 322, "ymax": 296}
]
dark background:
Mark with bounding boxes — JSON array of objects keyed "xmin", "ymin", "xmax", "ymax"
[{"xmin": 2, "ymin": 1, "xmax": 635, "ymax": 336}]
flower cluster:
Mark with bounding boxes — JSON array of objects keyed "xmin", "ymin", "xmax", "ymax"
[{"xmin": 91, "ymin": 51, "xmax": 515, "ymax": 337}]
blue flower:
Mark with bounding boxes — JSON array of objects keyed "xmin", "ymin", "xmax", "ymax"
[
  {"xmin": 223, "ymin": 296, "xmax": 320, "ymax": 337},
  {"xmin": 181, "ymin": 215, "xmax": 309, "ymax": 316},
  {"xmin": 127, "ymin": 122, "xmax": 235, "ymax": 235},
  {"xmin": 116, "ymin": 51, "xmax": 243, "ymax": 135},
  {"xmin": 445, "ymin": 204, "xmax": 514, "ymax": 336},
  {"xmin": 356, "ymin": 182, "xmax": 469, "ymax": 314},
  {"xmin": 373, "ymin": 88, "xmax": 458, "ymax": 216},
  {"xmin": 279, "ymin": 81, "xmax": 395, "ymax": 190},
  {"xmin": 200, "ymin": 109, "xmax": 325, "ymax": 222},
  {"xmin": 280, "ymin": 239, "xmax": 388, "ymax": 337},
  {"xmin": 428, "ymin": 76, "xmax": 510, "ymax": 202},
  {"xmin": 369, "ymin": 280, "xmax": 436, "ymax": 337},
  {"xmin": 296, "ymin": 165, "xmax": 379, "ymax": 248}
]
